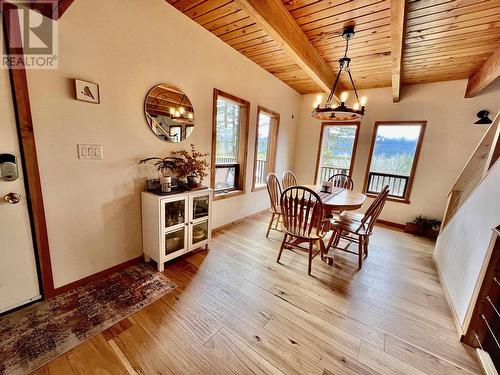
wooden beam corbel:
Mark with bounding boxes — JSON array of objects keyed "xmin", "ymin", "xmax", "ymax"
[{"xmin": 465, "ymin": 47, "xmax": 500, "ymax": 98}]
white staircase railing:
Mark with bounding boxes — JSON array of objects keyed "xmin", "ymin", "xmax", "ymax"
[{"xmin": 441, "ymin": 113, "xmax": 500, "ymax": 229}]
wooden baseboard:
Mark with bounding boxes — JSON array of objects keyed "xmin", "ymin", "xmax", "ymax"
[
  {"xmin": 432, "ymin": 253, "xmax": 464, "ymax": 338},
  {"xmin": 213, "ymin": 209, "xmax": 269, "ymax": 233},
  {"xmin": 214, "ymin": 213, "xmax": 405, "ymax": 233},
  {"xmin": 52, "ymin": 255, "xmax": 143, "ymax": 296},
  {"xmin": 376, "ymin": 219, "xmax": 405, "ymax": 231}
]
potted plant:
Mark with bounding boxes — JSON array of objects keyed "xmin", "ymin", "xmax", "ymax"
[
  {"xmin": 404, "ymin": 215, "xmax": 441, "ymax": 239},
  {"xmin": 172, "ymin": 144, "xmax": 209, "ymax": 186},
  {"xmin": 139, "ymin": 156, "xmax": 182, "ymax": 191}
]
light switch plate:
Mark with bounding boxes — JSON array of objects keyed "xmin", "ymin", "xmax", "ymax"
[{"xmin": 77, "ymin": 144, "xmax": 103, "ymax": 160}]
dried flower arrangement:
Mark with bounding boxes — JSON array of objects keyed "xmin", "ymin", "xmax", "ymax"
[{"xmin": 172, "ymin": 144, "xmax": 209, "ymax": 182}]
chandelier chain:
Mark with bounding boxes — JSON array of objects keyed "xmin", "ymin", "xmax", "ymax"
[
  {"xmin": 346, "ymin": 68, "xmax": 361, "ymax": 104},
  {"xmin": 327, "ymin": 65, "xmax": 343, "ymax": 106}
]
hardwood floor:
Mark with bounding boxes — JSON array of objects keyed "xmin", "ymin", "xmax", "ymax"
[{"xmin": 33, "ymin": 212, "xmax": 481, "ymax": 375}]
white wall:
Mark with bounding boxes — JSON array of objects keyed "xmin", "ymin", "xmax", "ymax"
[
  {"xmin": 294, "ymin": 80, "xmax": 500, "ymax": 224},
  {"xmin": 434, "ymin": 161, "xmax": 500, "ymax": 327},
  {"xmin": 12, "ymin": 0, "xmax": 500, "ymax": 289},
  {"xmin": 24, "ymin": 0, "xmax": 300, "ymax": 287}
]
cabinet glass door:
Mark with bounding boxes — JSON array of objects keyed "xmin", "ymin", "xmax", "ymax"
[
  {"xmin": 191, "ymin": 220, "xmax": 209, "ymax": 246},
  {"xmin": 165, "ymin": 227, "xmax": 186, "ymax": 255},
  {"xmin": 164, "ymin": 199, "xmax": 186, "ymax": 229},
  {"xmin": 192, "ymin": 195, "xmax": 209, "ymax": 221}
]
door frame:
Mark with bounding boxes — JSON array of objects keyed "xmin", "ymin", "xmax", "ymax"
[{"xmin": 2, "ymin": 3, "xmax": 55, "ymax": 298}]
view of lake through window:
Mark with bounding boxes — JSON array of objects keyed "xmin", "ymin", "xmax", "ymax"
[
  {"xmin": 317, "ymin": 124, "xmax": 358, "ymax": 183},
  {"xmin": 370, "ymin": 125, "xmax": 421, "ymax": 175},
  {"xmin": 366, "ymin": 123, "xmax": 425, "ymax": 200}
]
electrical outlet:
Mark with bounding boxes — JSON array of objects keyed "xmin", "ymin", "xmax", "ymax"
[{"xmin": 77, "ymin": 144, "xmax": 103, "ymax": 160}]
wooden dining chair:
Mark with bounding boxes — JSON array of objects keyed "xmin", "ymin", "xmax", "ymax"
[
  {"xmin": 281, "ymin": 171, "xmax": 298, "ymax": 189},
  {"xmin": 266, "ymin": 173, "xmax": 282, "ymax": 237},
  {"xmin": 328, "ymin": 174, "xmax": 354, "ymax": 190},
  {"xmin": 277, "ymin": 186, "xmax": 327, "ymax": 275},
  {"xmin": 326, "ymin": 186, "xmax": 389, "ymax": 269}
]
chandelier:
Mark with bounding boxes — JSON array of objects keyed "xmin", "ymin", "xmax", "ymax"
[
  {"xmin": 169, "ymin": 94, "xmax": 193, "ymax": 124},
  {"xmin": 312, "ymin": 26, "xmax": 366, "ymax": 121}
]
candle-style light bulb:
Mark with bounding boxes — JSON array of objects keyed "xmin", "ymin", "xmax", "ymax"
[
  {"xmin": 340, "ymin": 91, "xmax": 348, "ymax": 103},
  {"xmin": 353, "ymin": 103, "xmax": 360, "ymax": 110},
  {"xmin": 188, "ymin": 113, "xmax": 193, "ymax": 119},
  {"xmin": 316, "ymin": 94, "xmax": 323, "ymax": 104},
  {"xmin": 175, "ymin": 110, "xmax": 181, "ymax": 117},
  {"xmin": 169, "ymin": 108, "xmax": 176, "ymax": 115},
  {"xmin": 313, "ymin": 101, "xmax": 319, "ymax": 108},
  {"xmin": 360, "ymin": 96, "xmax": 367, "ymax": 106},
  {"xmin": 179, "ymin": 106, "xmax": 185, "ymax": 114}
]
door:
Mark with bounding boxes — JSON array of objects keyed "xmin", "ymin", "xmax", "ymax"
[
  {"xmin": 161, "ymin": 196, "xmax": 189, "ymax": 263},
  {"xmin": 188, "ymin": 193, "xmax": 211, "ymax": 250},
  {"xmin": 0, "ymin": 68, "xmax": 41, "ymax": 313}
]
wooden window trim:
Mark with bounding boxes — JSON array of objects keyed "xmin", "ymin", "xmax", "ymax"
[
  {"xmin": 211, "ymin": 89, "xmax": 250, "ymax": 201},
  {"xmin": 314, "ymin": 122, "xmax": 360, "ymax": 184},
  {"xmin": 252, "ymin": 105, "xmax": 280, "ymax": 192},
  {"xmin": 363, "ymin": 121, "xmax": 427, "ymax": 204}
]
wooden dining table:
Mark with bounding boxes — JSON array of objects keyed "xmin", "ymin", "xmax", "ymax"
[{"xmin": 304, "ymin": 185, "xmax": 367, "ymax": 214}]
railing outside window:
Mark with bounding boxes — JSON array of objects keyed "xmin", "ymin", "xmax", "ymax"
[
  {"xmin": 319, "ymin": 166, "xmax": 349, "ymax": 182},
  {"xmin": 254, "ymin": 159, "xmax": 267, "ymax": 186},
  {"xmin": 366, "ymin": 172, "xmax": 409, "ymax": 199},
  {"xmin": 216, "ymin": 157, "xmax": 237, "ymax": 164}
]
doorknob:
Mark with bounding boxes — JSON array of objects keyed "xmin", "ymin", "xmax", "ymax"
[{"xmin": 4, "ymin": 192, "xmax": 21, "ymax": 204}]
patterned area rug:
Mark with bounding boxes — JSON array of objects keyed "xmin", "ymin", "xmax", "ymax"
[{"xmin": 0, "ymin": 263, "xmax": 176, "ymax": 375}]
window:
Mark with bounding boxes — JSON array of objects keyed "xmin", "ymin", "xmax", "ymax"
[
  {"xmin": 314, "ymin": 122, "xmax": 360, "ymax": 184},
  {"xmin": 252, "ymin": 106, "xmax": 280, "ymax": 191},
  {"xmin": 211, "ymin": 89, "xmax": 250, "ymax": 198},
  {"xmin": 364, "ymin": 121, "xmax": 426, "ymax": 202},
  {"xmin": 169, "ymin": 126, "xmax": 181, "ymax": 142}
]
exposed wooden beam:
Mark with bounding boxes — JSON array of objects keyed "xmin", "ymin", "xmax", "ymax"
[
  {"xmin": 234, "ymin": 0, "xmax": 336, "ymax": 96},
  {"xmin": 465, "ymin": 47, "xmax": 500, "ymax": 98},
  {"xmin": 390, "ymin": 0, "xmax": 407, "ymax": 102}
]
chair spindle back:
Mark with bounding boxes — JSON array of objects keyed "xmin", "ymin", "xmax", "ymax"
[
  {"xmin": 280, "ymin": 186, "xmax": 324, "ymax": 239},
  {"xmin": 282, "ymin": 171, "xmax": 298, "ymax": 189},
  {"xmin": 361, "ymin": 185, "xmax": 390, "ymax": 233},
  {"xmin": 266, "ymin": 173, "xmax": 282, "ymax": 213},
  {"xmin": 328, "ymin": 174, "xmax": 354, "ymax": 190}
]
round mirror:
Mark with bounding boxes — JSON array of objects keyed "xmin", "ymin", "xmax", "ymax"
[{"xmin": 144, "ymin": 84, "xmax": 195, "ymax": 142}]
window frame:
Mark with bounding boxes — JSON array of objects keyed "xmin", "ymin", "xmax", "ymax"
[
  {"xmin": 363, "ymin": 121, "xmax": 427, "ymax": 204},
  {"xmin": 314, "ymin": 122, "xmax": 360, "ymax": 184},
  {"xmin": 252, "ymin": 106, "xmax": 280, "ymax": 192},
  {"xmin": 211, "ymin": 89, "xmax": 250, "ymax": 201}
]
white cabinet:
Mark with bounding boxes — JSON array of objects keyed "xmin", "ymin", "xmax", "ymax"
[{"xmin": 141, "ymin": 189, "xmax": 212, "ymax": 271}]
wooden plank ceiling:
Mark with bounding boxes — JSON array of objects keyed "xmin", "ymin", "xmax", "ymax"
[{"xmin": 167, "ymin": 0, "xmax": 500, "ymax": 96}]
